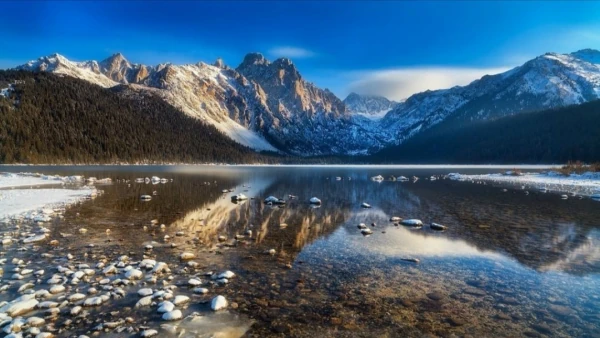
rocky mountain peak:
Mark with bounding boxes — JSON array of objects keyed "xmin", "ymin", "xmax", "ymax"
[
  {"xmin": 213, "ymin": 58, "xmax": 226, "ymax": 69},
  {"xmin": 570, "ymin": 48, "xmax": 600, "ymax": 64},
  {"xmin": 239, "ymin": 53, "xmax": 269, "ymax": 68}
]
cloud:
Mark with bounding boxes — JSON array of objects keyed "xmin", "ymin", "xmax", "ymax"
[
  {"xmin": 344, "ymin": 66, "xmax": 511, "ymax": 101},
  {"xmin": 268, "ymin": 46, "xmax": 316, "ymax": 59}
]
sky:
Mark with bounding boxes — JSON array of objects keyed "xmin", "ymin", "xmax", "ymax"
[{"xmin": 2, "ymin": 1, "xmax": 600, "ymax": 100}]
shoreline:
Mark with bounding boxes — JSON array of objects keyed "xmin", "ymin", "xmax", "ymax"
[
  {"xmin": 0, "ymin": 163, "xmax": 557, "ymax": 169},
  {"xmin": 449, "ymin": 171, "xmax": 600, "ymax": 196}
]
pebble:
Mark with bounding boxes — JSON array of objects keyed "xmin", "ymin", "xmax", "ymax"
[
  {"xmin": 162, "ymin": 309, "xmax": 182, "ymax": 321},
  {"xmin": 173, "ymin": 295, "xmax": 190, "ymax": 305},
  {"xmin": 188, "ymin": 278, "xmax": 202, "ymax": 286},
  {"xmin": 211, "ymin": 295, "xmax": 228, "ymax": 311},
  {"xmin": 157, "ymin": 301, "xmax": 175, "ymax": 313},
  {"xmin": 180, "ymin": 252, "xmax": 195, "ymax": 260},
  {"xmin": 138, "ymin": 288, "xmax": 153, "ymax": 297},
  {"xmin": 135, "ymin": 296, "xmax": 153, "ymax": 308},
  {"xmin": 140, "ymin": 329, "xmax": 158, "ymax": 337},
  {"xmin": 193, "ymin": 287, "xmax": 209, "ymax": 294}
]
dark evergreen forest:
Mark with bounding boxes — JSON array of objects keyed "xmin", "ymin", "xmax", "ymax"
[
  {"xmin": 0, "ymin": 71, "xmax": 280, "ymax": 164},
  {"xmin": 371, "ymin": 100, "xmax": 600, "ymax": 164}
]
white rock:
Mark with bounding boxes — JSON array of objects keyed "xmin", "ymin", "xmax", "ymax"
[
  {"xmin": 157, "ymin": 301, "xmax": 174, "ymax": 313},
  {"xmin": 0, "ymin": 298, "xmax": 39, "ymax": 316},
  {"xmin": 309, "ymin": 197, "xmax": 321, "ymax": 204},
  {"xmin": 138, "ymin": 288, "xmax": 153, "ymax": 297},
  {"xmin": 217, "ymin": 270, "xmax": 235, "ymax": 279},
  {"xmin": 102, "ymin": 265, "xmax": 116, "ymax": 275},
  {"xmin": 68, "ymin": 293, "xmax": 86, "ymax": 302},
  {"xmin": 188, "ymin": 278, "xmax": 202, "ymax": 286},
  {"xmin": 210, "ymin": 295, "xmax": 228, "ymax": 311},
  {"xmin": 135, "ymin": 296, "xmax": 153, "ymax": 308},
  {"xmin": 70, "ymin": 305, "xmax": 82, "ymax": 315},
  {"xmin": 27, "ymin": 316, "xmax": 45, "ymax": 326},
  {"xmin": 23, "ymin": 234, "xmax": 47, "ymax": 243},
  {"xmin": 140, "ymin": 329, "xmax": 158, "ymax": 337},
  {"xmin": 173, "ymin": 295, "xmax": 190, "ymax": 305},
  {"xmin": 125, "ymin": 269, "xmax": 142, "ymax": 280},
  {"xmin": 37, "ymin": 301, "xmax": 58, "ymax": 309},
  {"xmin": 83, "ymin": 296, "xmax": 105, "ymax": 307},
  {"xmin": 152, "ymin": 262, "xmax": 170, "ymax": 274},
  {"xmin": 193, "ymin": 287, "xmax": 209, "ymax": 294},
  {"xmin": 162, "ymin": 309, "xmax": 182, "ymax": 321},
  {"xmin": 401, "ymin": 219, "xmax": 423, "ymax": 226}
]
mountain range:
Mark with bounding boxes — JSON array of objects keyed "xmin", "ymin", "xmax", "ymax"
[{"xmin": 12, "ymin": 48, "xmax": 600, "ymax": 157}]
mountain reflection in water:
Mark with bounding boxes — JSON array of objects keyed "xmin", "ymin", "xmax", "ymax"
[{"xmin": 1, "ymin": 165, "xmax": 598, "ymax": 337}]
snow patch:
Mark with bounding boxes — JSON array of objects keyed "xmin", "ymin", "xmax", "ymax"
[{"xmin": 448, "ymin": 171, "xmax": 600, "ymax": 196}]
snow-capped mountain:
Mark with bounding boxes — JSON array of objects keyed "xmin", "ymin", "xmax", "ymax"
[
  {"xmin": 380, "ymin": 50, "xmax": 600, "ymax": 143},
  {"xmin": 16, "ymin": 49, "xmax": 600, "ymax": 156},
  {"xmin": 17, "ymin": 52, "xmax": 384, "ymax": 155},
  {"xmin": 343, "ymin": 92, "xmax": 398, "ymax": 119}
]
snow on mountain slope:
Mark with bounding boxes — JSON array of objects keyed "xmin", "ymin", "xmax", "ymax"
[
  {"xmin": 15, "ymin": 49, "xmax": 600, "ymax": 156},
  {"xmin": 19, "ymin": 54, "xmax": 118, "ymax": 88},
  {"xmin": 380, "ymin": 49, "xmax": 600, "ymax": 144},
  {"xmin": 343, "ymin": 92, "xmax": 398, "ymax": 119},
  {"xmin": 17, "ymin": 54, "xmax": 278, "ymax": 152}
]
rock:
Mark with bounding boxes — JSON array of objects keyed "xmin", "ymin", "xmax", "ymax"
[
  {"xmin": 188, "ymin": 279, "xmax": 202, "ymax": 286},
  {"xmin": 102, "ymin": 265, "xmax": 117, "ymax": 275},
  {"xmin": 140, "ymin": 329, "xmax": 158, "ymax": 337},
  {"xmin": 217, "ymin": 271, "xmax": 235, "ymax": 279},
  {"xmin": 138, "ymin": 288, "xmax": 153, "ymax": 297},
  {"xmin": 0, "ymin": 298, "xmax": 39, "ymax": 316},
  {"xmin": 401, "ymin": 219, "xmax": 423, "ymax": 226},
  {"xmin": 70, "ymin": 306, "xmax": 82, "ymax": 316},
  {"xmin": 360, "ymin": 203, "xmax": 371, "ymax": 208},
  {"xmin": 180, "ymin": 252, "xmax": 195, "ymax": 260},
  {"xmin": 430, "ymin": 222, "xmax": 447, "ymax": 231},
  {"xmin": 360, "ymin": 228, "xmax": 373, "ymax": 235},
  {"xmin": 38, "ymin": 301, "xmax": 59, "ymax": 309},
  {"xmin": 309, "ymin": 197, "xmax": 321, "ymax": 205},
  {"xmin": 23, "ymin": 234, "xmax": 47, "ymax": 243},
  {"xmin": 125, "ymin": 269, "xmax": 143, "ymax": 280},
  {"xmin": 26, "ymin": 316, "xmax": 45, "ymax": 327},
  {"xmin": 173, "ymin": 295, "xmax": 190, "ymax": 305},
  {"xmin": 135, "ymin": 296, "xmax": 152, "ymax": 308},
  {"xmin": 193, "ymin": 287, "xmax": 208, "ymax": 294},
  {"xmin": 211, "ymin": 295, "xmax": 228, "ymax": 311},
  {"xmin": 548, "ymin": 304, "xmax": 574, "ymax": 317},
  {"xmin": 448, "ymin": 316, "xmax": 466, "ymax": 326},
  {"xmin": 427, "ymin": 292, "xmax": 445, "ymax": 301},
  {"xmin": 83, "ymin": 296, "xmax": 106, "ymax": 307},
  {"xmin": 162, "ymin": 310, "xmax": 182, "ymax": 321},
  {"xmin": 463, "ymin": 287, "xmax": 486, "ymax": 297},
  {"xmin": 157, "ymin": 301, "xmax": 174, "ymax": 313},
  {"xmin": 68, "ymin": 293, "xmax": 86, "ymax": 302},
  {"xmin": 152, "ymin": 262, "xmax": 170, "ymax": 274}
]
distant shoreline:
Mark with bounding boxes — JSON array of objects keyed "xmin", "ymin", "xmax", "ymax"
[{"xmin": 0, "ymin": 163, "xmax": 557, "ymax": 169}]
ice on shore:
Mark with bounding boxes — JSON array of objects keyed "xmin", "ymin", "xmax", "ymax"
[
  {"xmin": 448, "ymin": 171, "xmax": 600, "ymax": 196},
  {"xmin": 0, "ymin": 172, "xmax": 97, "ymax": 221}
]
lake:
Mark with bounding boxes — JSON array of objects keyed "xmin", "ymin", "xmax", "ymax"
[{"xmin": 0, "ymin": 165, "xmax": 599, "ymax": 337}]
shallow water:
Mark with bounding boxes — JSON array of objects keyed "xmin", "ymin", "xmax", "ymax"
[{"xmin": 1, "ymin": 165, "xmax": 599, "ymax": 337}]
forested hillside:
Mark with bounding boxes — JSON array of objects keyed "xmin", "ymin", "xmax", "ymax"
[
  {"xmin": 371, "ymin": 100, "xmax": 600, "ymax": 164},
  {"xmin": 0, "ymin": 71, "xmax": 276, "ymax": 164}
]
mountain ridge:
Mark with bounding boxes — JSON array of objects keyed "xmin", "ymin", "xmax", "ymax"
[{"xmin": 15, "ymin": 49, "xmax": 600, "ymax": 157}]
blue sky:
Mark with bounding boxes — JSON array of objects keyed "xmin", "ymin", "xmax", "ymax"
[{"xmin": 2, "ymin": 1, "xmax": 600, "ymax": 100}]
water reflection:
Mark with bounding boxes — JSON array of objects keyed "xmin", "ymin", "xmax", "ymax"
[{"xmin": 1, "ymin": 165, "xmax": 599, "ymax": 337}]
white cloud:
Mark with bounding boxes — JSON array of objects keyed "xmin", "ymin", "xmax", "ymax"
[
  {"xmin": 268, "ymin": 46, "xmax": 316, "ymax": 59},
  {"xmin": 344, "ymin": 66, "xmax": 511, "ymax": 101}
]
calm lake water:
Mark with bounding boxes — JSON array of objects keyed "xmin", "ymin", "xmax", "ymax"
[{"xmin": 1, "ymin": 165, "xmax": 599, "ymax": 337}]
